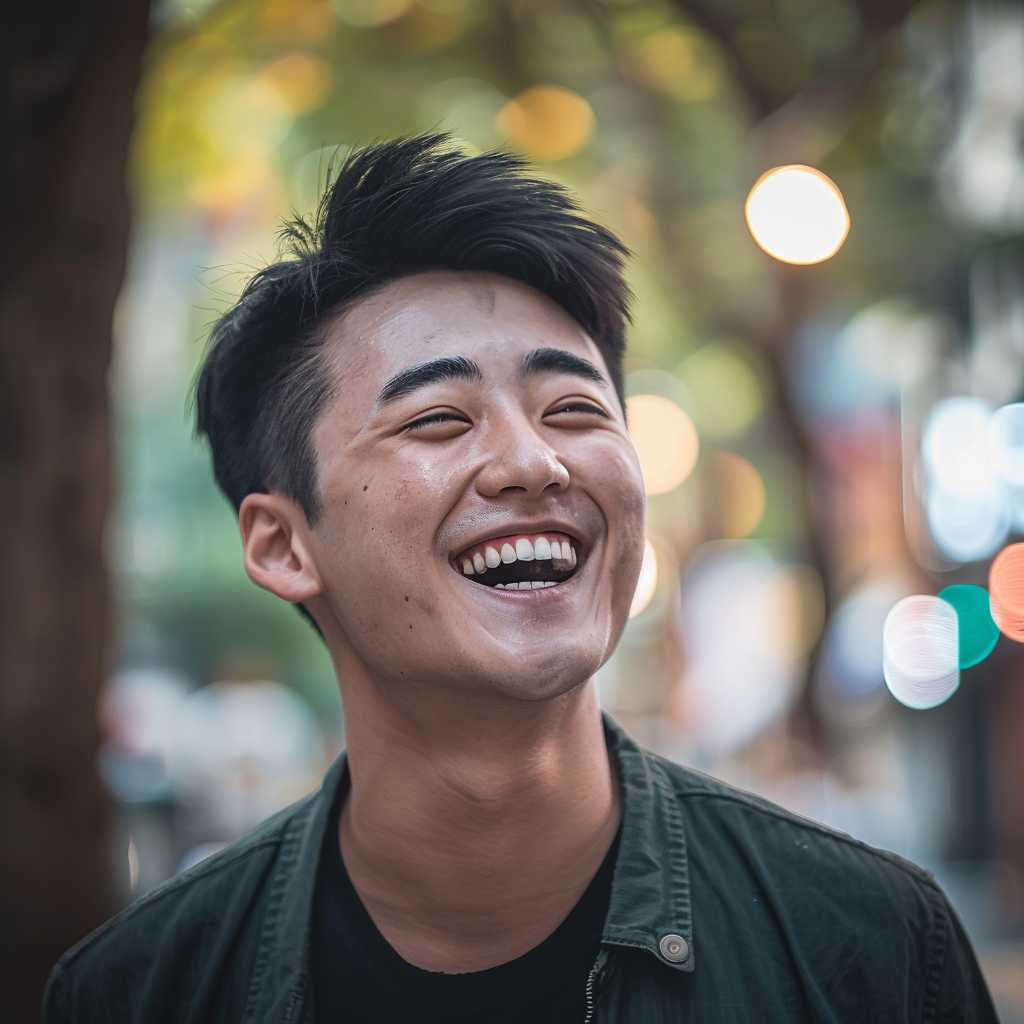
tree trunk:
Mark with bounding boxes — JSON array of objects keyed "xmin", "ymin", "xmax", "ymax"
[{"xmin": 0, "ymin": 1, "xmax": 149, "ymax": 1018}]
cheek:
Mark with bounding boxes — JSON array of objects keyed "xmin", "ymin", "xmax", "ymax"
[
  {"xmin": 591, "ymin": 444, "xmax": 647, "ymax": 594},
  {"xmin": 586, "ymin": 437, "xmax": 647, "ymax": 533},
  {"xmin": 317, "ymin": 460, "xmax": 454, "ymax": 587}
]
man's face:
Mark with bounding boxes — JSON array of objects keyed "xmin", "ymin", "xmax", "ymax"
[{"xmin": 304, "ymin": 271, "xmax": 646, "ymax": 702}]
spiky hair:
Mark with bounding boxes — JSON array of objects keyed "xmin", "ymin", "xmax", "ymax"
[{"xmin": 195, "ymin": 134, "xmax": 631, "ymax": 524}]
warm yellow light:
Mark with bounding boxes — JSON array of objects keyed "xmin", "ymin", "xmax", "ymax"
[
  {"xmin": 629, "ymin": 539, "xmax": 658, "ymax": 619},
  {"xmin": 715, "ymin": 452, "xmax": 766, "ymax": 538},
  {"xmin": 260, "ymin": 0, "xmax": 336, "ymax": 43},
  {"xmin": 263, "ymin": 54, "xmax": 332, "ymax": 115},
  {"xmin": 626, "ymin": 394, "xmax": 699, "ymax": 495},
  {"xmin": 628, "ymin": 27, "xmax": 722, "ymax": 102},
  {"xmin": 496, "ymin": 85, "xmax": 595, "ymax": 162},
  {"xmin": 744, "ymin": 164, "xmax": 849, "ymax": 265},
  {"xmin": 765, "ymin": 563, "xmax": 826, "ymax": 662}
]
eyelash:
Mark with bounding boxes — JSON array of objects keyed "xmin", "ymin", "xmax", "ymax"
[
  {"xmin": 404, "ymin": 402, "xmax": 607, "ymax": 432},
  {"xmin": 405, "ymin": 411, "xmax": 465, "ymax": 431},
  {"xmin": 547, "ymin": 402, "xmax": 608, "ymax": 418}
]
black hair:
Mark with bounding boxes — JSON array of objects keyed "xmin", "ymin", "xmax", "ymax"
[{"xmin": 195, "ymin": 133, "xmax": 632, "ymax": 526}]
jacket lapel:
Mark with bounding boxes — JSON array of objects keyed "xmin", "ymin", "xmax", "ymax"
[
  {"xmin": 243, "ymin": 753, "xmax": 347, "ymax": 1023},
  {"xmin": 602, "ymin": 715, "xmax": 695, "ymax": 975}
]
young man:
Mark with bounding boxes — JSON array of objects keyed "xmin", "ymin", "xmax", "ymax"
[{"xmin": 46, "ymin": 136, "xmax": 996, "ymax": 1023}]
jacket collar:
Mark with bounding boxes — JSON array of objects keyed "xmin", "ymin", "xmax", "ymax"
[
  {"xmin": 244, "ymin": 712, "xmax": 693, "ymax": 1021},
  {"xmin": 602, "ymin": 714, "xmax": 695, "ymax": 973}
]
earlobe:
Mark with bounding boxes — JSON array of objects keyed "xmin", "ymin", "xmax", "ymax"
[{"xmin": 239, "ymin": 494, "xmax": 323, "ymax": 604}]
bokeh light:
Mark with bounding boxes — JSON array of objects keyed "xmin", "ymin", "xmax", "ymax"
[
  {"xmin": 260, "ymin": 0, "xmax": 337, "ymax": 44},
  {"xmin": 629, "ymin": 538, "xmax": 658, "ymax": 619},
  {"xmin": 331, "ymin": 0, "xmax": 413, "ymax": 28},
  {"xmin": 170, "ymin": 681, "xmax": 323, "ymax": 840},
  {"xmin": 496, "ymin": 85, "xmax": 595, "ymax": 162},
  {"xmin": 765, "ymin": 562, "xmax": 826, "ymax": 663},
  {"xmin": 99, "ymin": 669, "xmax": 190, "ymax": 803},
  {"xmin": 822, "ymin": 580, "xmax": 898, "ymax": 698},
  {"xmin": 938, "ymin": 585, "xmax": 999, "ymax": 669},
  {"xmin": 416, "ymin": 78, "xmax": 508, "ymax": 150},
  {"xmin": 626, "ymin": 26, "xmax": 723, "ymax": 102},
  {"xmin": 263, "ymin": 53, "xmax": 333, "ymax": 115},
  {"xmin": 626, "ymin": 393, "xmax": 699, "ymax": 496},
  {"xmin": 923, "ymin": 398, "xmax": 996, "ymax": 496},
  {"xmin": 677, "ymin": 343, "xmax": 763, "ymax": 439},
  {"xmin": 625, "ymin": 367, "xmax": 694, "ymax": 415},
  {"xmin": 926, "ymin": 487, "xmax": 1010, "ymax": 563},
  {"xmin": 713, "ymin": 452, "xmax": 766, "ymax": 538},
  {"xmin": 744, "ymin": 164, "xmax": 850, "ymax": 265},
  {"xmin": 817, "ymin": 580, "xmax": 906, "ymax": 725},
  {"xmin": 990, "ymin": 403, "xmax": 1024, "ymax": 482},
  {"xmin": 989, "ymin": 542, "xmax": 1024, "ymax": 643},
  {"xmin": 678, "ymin": 544, "xmax": 808, "ymax": 755},
  {"xmin": 201, "ymin": 77, "xmax": 293, "ymax": 163},
  {"xmin": 989, "ymin": 402, "xmax": 1024, "ymax": 530},
  {"xmin": 882, "ymin": 595, "xmax": 960, "ymax": 709},
  {"xmin": 841, "ymin": 299, "xmax": 947, "ymax": 391},
  {"xmin": 922, "ymin": 397, "xmax": 1009, "ymax": 562}
]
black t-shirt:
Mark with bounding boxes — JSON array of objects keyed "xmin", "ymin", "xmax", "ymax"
[{"xmin": 311, "ymin": 792, "xmax": 619, "ymax": 1024}]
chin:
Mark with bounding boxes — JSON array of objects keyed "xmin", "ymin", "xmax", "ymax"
[{"xmin": 471, "ymin": 645, "xmax": 608, "ymax": 704}]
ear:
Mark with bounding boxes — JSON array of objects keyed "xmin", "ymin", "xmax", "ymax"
[{"xmin": 239, "ymin": 493, "xmax": 323, "ymax": 604}]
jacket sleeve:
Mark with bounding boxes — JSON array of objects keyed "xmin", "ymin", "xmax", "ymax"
[{"xmin": 930, "ymin": 892, "xmax": 999, "ymax": 1024}]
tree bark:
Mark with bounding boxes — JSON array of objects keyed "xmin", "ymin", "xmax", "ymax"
[{"xmin": 0, "ymin": 1, "xmax": 149, "ymax": 1018}]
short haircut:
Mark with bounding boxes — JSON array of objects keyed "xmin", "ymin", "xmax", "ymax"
[{"xmin": 195, "ymin": 134, "xmax": 632, "ymax": 526}]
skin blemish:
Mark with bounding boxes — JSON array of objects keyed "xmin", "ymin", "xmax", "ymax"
[
  {"xmin": 404, "ymin": 596, "xmax": 409, "ymax": 601},
  {"xmin": 363, "ymin": 485, "xmax": 368, "ymax": 491}
]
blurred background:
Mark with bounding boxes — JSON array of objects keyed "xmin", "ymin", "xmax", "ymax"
[{"xmin": 4, "ymin": 0, "xmax": 1024, "ymax": 1018}]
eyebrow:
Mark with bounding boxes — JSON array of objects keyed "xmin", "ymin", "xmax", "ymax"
[
  {"xmin": 377, "ymin": 356, "xmax": 483, "ymax": 404},
  {"xmin": 521, "ymin": 347, "xmax": 607, "ymax": 388}
]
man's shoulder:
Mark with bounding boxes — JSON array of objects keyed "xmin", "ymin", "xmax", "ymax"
[
  {"xmin": 649, "ymin": 749, "xmax": 942, "ymax": 910},
  {"xmin": 45, "ymin": 794, "xmax": 314, "ymax": 1021}
]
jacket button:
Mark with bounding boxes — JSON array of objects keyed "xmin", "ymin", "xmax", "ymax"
[{"xmin": 659, "ymin": 934, "xmax": 689, "ymax": 963}]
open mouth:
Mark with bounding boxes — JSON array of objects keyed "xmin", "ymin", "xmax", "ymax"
[{"xmin": 453, "ymin": 533, "xmax": 580, "ymax": 591}]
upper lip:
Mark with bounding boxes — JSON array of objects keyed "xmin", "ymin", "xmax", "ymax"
[{"xmin": 447, "ymin": 518, "xmax": 591, "ymax": 564}]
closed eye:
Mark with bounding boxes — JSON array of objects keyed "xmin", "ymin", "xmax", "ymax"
[
  {"xmin": 404, "ymin": 410, "xmax": 471, "ymax": 432},
  {"xmin": 545, "ymin": 402, "xmax": 609, "ymax": 419}
]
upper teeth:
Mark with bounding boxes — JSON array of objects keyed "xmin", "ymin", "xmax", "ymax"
[{"xmin": 458, "ymin": 534, "xmax": 577, "ymax": 576}]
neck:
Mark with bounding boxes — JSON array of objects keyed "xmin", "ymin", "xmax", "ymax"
[{"xmin": 336, "ymin": 675, "xmax": 620, "ymax": 973}]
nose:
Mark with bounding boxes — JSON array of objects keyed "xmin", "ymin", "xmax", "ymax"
[{"xmin": 475, "ymin": 411, "xmax": 570, "ymax": 499}]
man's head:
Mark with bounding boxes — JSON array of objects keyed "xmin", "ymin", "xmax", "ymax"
[{"xmin": 196, "ymin": 135, "xmax": 647, "ymax": 703}]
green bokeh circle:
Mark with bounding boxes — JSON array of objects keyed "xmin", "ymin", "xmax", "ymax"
[{"xmin": 938, "ymin": 585, "xmax": 999, "ymax": 669}]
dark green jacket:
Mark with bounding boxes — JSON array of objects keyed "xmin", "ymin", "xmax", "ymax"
[{"xmin": 45, "ymin": 717, "xmax": 997, "ymax": 1023}]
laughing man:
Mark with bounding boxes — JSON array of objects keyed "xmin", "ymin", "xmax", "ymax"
[{"xmin": 46, "ymin": 136, "xmax": 997, "ymax": 1023}]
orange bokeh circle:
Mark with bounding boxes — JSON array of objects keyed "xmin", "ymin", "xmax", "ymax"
[{"xmin": 989, "ymin": 543, "xmax": 1024, "ymax": 642}]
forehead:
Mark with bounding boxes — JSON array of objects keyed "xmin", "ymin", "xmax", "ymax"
[{"xmin": 321, "ymin": 270, "xmax": 603, "ymax": 388}]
